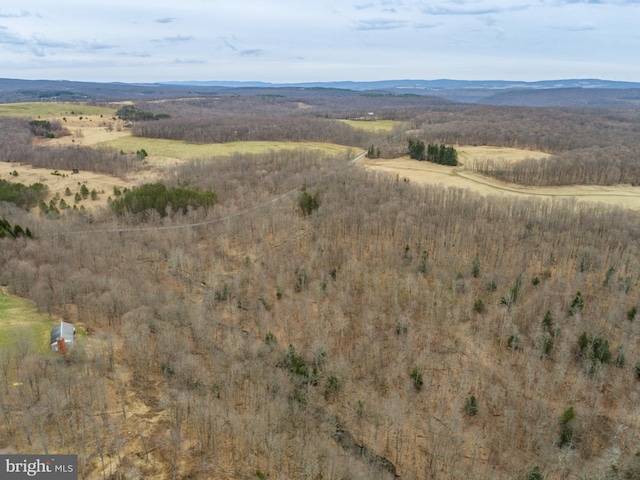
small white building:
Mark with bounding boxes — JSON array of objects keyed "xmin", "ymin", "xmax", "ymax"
[{"xmin": 50, "ymin": 321, "xmax": 76, "ymax": 353}]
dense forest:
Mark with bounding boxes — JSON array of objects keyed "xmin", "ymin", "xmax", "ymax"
[{"xmin": 2, "ymin": 90, "xmax": 640, "ymax": 479}]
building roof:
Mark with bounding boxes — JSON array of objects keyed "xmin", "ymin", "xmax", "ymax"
[{"xmin": 50, "ymin": 321, "xmax": 75, "ymax": 345}]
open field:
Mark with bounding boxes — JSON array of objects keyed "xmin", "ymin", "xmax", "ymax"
[
  {"xmin": 95, "ymin": 136, "xmax": 355, "ymax": 160},
  {"xmin": 457, "ymin": 145, "xmax": 551, "ymax": 163},
  {"xmin": 0, "ymin": 161, "xmax": 130, "ymax": 212},
  {"xmin": 0, "ymin": 102, "xmax": 116, "ymax": 118},
  {"xmin": 340, "ymin": 119, "xmax": 406, "ymax": 131},
  {"xmin": 0, "ymin": 287, "xmax": 57, "ymax": 353},
  {"xmin": 362, "ymin": 146, "xmax": 640, "ymax": 210}
]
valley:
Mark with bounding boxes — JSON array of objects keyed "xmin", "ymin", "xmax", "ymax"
[{"xmin": 2, "ymin": 90, "xmax": 640, "ymax": 480}]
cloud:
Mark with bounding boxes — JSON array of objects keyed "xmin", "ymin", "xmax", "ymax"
[
  {"xmin": 79, "ymin": 40, "xmax": 118, "ymax": 51},
  {"xmin": 354, "ymin": 3, "xmax": 376, "ymax": 10},
  {"xmin": 174, "ymin": 58, "xmax": 204, "ymax": 64},
  {"xmin": 155, "ymin": 17, "xmax": 175, "ymax": 24},
  {"xmin": 240, "ymin": 49, "xmax": 264, "ymax": 56},
  {"xmin": 163, "ymin": 35, "xmax": 193, "ymax": 42},
  {"xmin": 355, "ymin": 19, "xmax": 408, "ymax": 30},
  {"xmin": 0, "ymin": 27, "xmax": 27, "ymax": 45},
  {"xmin": 220, "ymin": 37, "xmax": 238, "ymax": 51},
  {"xmin": 549, "ymin": 23, "xmax": 598, "ymax": 31},
  {"xmin": 0, "ymin": 9, "xmax": 35, "ymax": 18},
  {"xmin": 548, "ymin": 0, "xmax": 640, "ymax": 4},
  {"xmin": 414, "ymin": 22, "xmax": 440, "ymax": 29},
  {"xmin": 32, "ymin": 34, "xmax": 73, "ymax": 49},
  {"xmin": 421, "ymin": 4, "xmax": 531, "ymax": 16},
  {"xmin": 118, "ymin": 51, "xmax": 151, "ymax": 58}
]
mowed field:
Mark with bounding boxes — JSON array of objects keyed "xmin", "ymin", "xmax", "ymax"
[
  {"xmin": 340, "ymin": 119, "xmax": 406, "ymax": 131},
  {"xmin": 362, "ymin": 147, "xmax": 640, "ymax": 210},
  {"xmin": 0, "ymin": 287, "xmax": 58, "ymax": 353}
]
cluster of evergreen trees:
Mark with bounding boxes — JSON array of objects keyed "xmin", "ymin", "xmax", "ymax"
[
  {"xmin": 110, "ymin": 182, "xmax": 216, "ymax": 217},
  {"xmin": 0, "ymin": 218, "xmax": 32, "ymax": 239},
  {"xmin": 299, "ymin": 184, "xmax": 320, "ymax": 216},
  {"xmin": 407, "ymin": 139, "xmax": 458, "ymax": 166},
  {"xmin": 0, "ymin": 179, "xmax": 49, "ymax": 209},
  {"xmin": 116, "ymin": 105, "xmax": 170, "ymax": 122}
]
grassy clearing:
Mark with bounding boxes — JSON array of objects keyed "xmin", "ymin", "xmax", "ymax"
[
  {"xmin": 458, "ymin": 145, "xmax": 551, "ymax": 163},
  {"xmin": 362, "ymin": 146, "xmax": 640, "ymax": 210},
  {"xmin": 96, "ymin": 136, "xmax": 355, "ymax": 160},
  {"xmin": 0, "ymin": 102, "xmax": 116, "ymax": 118},
  {"xmin": 340, "ymin": 119, "xmax": 405, "ymax": 132},
  {"xmin": 0, "ymin": 288, "xmax": 57, "ymax": 353}
]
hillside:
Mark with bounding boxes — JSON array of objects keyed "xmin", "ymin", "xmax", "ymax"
[
  {"xmin": 2, "ymin": 90, "xmax": 640, "ymax": 479},
  {"xmin": 3, "ymin": 77, "xmax": 640, "ymax": 107}
]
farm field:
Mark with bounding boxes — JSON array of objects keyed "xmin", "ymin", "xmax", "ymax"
[
  {"xmin": 340, "ymin": 119, "xmax": 405, "ymax": 131},
  {"xmin": 95, "ymin": 136, "xmax": 354, "ymax": 160},
  {"xmin": 362, "ymin": 147, "xmax": 640, "ymax": 210},
  {"xmin": 0, "ymin": 102, "xmax": 116, "ymax": 118}
]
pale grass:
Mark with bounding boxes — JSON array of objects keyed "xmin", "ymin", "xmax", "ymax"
[
  {"xmin": 0, "ymin": 161, "xmax": 130, "ymax": 212},
  {"xmin": 95, "ymin": 136, "xmax": 354, "ymax": 159},
  {"xmin": 340, "ymin": 119, "xmax": 406, "ymax": 132},
  {"xmin": 0, "ymin": 102, "xmax": 116, "ymax": 118},
  {"xmin": 362, "ymin": 147, "xmax": 640, "ymax": 210}
]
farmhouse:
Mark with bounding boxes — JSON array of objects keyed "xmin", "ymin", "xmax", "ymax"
[{"xmin": 50, "ymin": 321, "xmax": 76, "ymax": 353}]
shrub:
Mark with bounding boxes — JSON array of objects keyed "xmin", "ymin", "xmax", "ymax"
[
  {"xmin": 464, "ymin": 395, "xmax": 478, "ymax": 416},
  {"xmin": 508, "ymin": 334, "xmax": 520, "ymax": 351},
  {"xmin": 558, "ymin": 406, "xmax": 578, "ymax": 448},
  {"xmin": 542, "ymin": 310, "xmax": 554, "ymax": 334},
  {"xmin": 568, "ymin": 291, "xmax": 584, "ymax": 316},
  {"xmin": 295, "ymin": 269, "xmax": 310, "ymax": 292},
  {"xmin": 525, "ymin": 465, "xmax": 544, "ymax": 480},
  {"xmin": 324, "ymin": 373, "xmax": 340, "ymax": 400},
  {"xmin": 299, "ymin": 184, "xmax": 320, "ymax": 216},
  {"xmin": 410, "ymin": 367, "xmax": 423, "ymax": 391},
  {"xmin": 627, "ymin": 306, "xmax": 637, "ymax": 321},
  {"xmin": 540, "ymin": 334, "xmax": 554, "ymax": 358},
  {"xmin": 263, "ymin": 332, "xmax": 276, "ymax": 347},
  {"xmin": 471, "ymin": 255, "xmax": 480, "ymax": 278}
]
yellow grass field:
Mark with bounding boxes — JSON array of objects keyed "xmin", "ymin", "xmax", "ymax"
[
  {"xmin": 0, "ymin": 102, "xmax": 116, "ymax": 118},
  {"xmin": 95, "ymin": 136, "xmax": 355, "ymax": 160},
  {"xmin": 362, "ymin": 147, "xmax": 640, "ymax": 210},
  {"xmin": 340, "ymin": 119, "xmax": 405, "ymax": 131}
]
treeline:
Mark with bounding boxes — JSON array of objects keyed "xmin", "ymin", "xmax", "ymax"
[
  {"xmin": 131, "ymin": 114, "xmax": 382, "ymax": 147},
  {"xmin": 0, "ymin": 179, "xmax": 49, "ymax": 209},
  {"xmin": 0, "ymin": 118, "xmax": 141, "ymax": 178},
  {"xmin": 28, "ymin": 119, "xmax": 70, "ymax": 138},
  {"xmin": 469, "ymin": 145, "xmax": 640, "ymax": 186},
  {"xmin": 116, "ymin": 105, "xmax": 170, "ymax": 122},
  {"xmin": 382, "ymin": 106, "xmax": 640, "ymax": 186}
]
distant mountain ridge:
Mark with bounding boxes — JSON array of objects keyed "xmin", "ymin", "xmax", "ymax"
[
  {"xmin": 159, "ymin": 79, "xmax": 640, "ymax": 107},
  {"xmin": 161, "ymin": 78, "xmax": 640, "ymax": 91},
  {"xmin": 1, "ymin": 77, "xmax": 640, "ymax": 108}
]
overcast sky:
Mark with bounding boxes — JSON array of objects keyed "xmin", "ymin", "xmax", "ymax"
[{"xmin": 1, "ymin": 1, "xmax": 639, "ymax": 83}]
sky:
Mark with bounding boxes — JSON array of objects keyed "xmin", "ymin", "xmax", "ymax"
[{"xmin": 1, "ymin": 0, "xmax": 639, "ymax": 84}]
